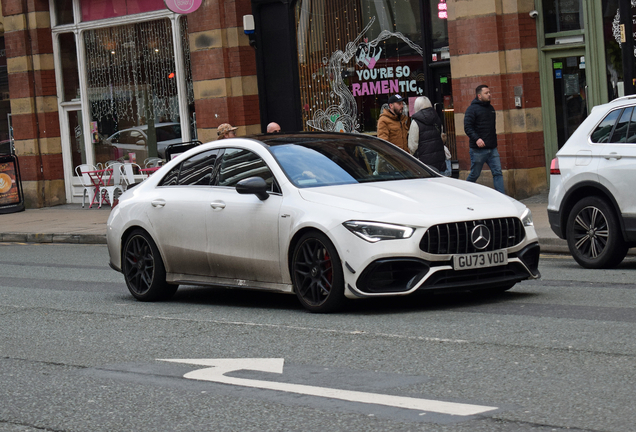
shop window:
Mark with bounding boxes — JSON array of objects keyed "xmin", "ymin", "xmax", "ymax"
[
  {"xmin": 81, "ymin": 0, "xmax": 165, "ymax": 22},
  {"xmin": 84, "ymin": 18, "xmax": 181, "ymax": 165},
  {"xmin": 295, "ymin": 0, "xmax": 424, "ymax": 134},
  {"xmin": 55, "ymin": 0, "xmax": 75, "ymax": 25},
  {"xmin": 59, "ymin": 33, "xmax": 80, "ymax": 102},
  {"xmin": 602, "ymin": 0, "xmax": 636, "ymax": 101},
  {"xmin": 543, "ymin": 0, "xmax": 584, "ymax": 34}
]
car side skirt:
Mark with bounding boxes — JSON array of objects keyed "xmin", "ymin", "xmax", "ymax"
[{"xmin": 166, "ymin": 273, "xmax": 294, "ymax": 293}]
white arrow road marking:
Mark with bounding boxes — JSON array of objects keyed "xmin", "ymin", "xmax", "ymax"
[{"xmin": 159, "ymin": 358, "xmax": 498, "ymax": 416}]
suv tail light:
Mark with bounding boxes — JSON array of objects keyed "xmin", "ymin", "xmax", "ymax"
[{"xmin": 550, "ymin": 158, "xmax": 560, "ymax": 175}]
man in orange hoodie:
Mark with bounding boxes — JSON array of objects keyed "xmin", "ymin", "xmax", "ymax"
[{"xmin": 377, "ymin": 94, "xmax": 409, "ymax": 152}]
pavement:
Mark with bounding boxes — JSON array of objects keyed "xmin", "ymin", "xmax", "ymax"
[{"xmin": 0, "ymin": 192, "xmax": 575, "ymax": 254}]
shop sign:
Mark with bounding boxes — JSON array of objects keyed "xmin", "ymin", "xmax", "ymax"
[
  {"xmin": 0, "ymin": 155, "xmax": 25, "ymax": 214},
  {"xmin": 164, "ymin": 0, "xmax": 202, "ymax": 14}
]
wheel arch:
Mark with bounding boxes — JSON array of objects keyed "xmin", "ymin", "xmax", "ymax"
[
  {"xmin": 120, "ymin": 226, "xmax": 168, "ymax": 271},
  {"xmin": 286, "ymin": 227, "xmax": 329, "ymax": 284},
  {"xmin": 559, "ymin": 181, "xmax": 626, "ymax": 240}
]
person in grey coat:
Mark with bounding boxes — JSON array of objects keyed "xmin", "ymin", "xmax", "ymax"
[{"xmin": 408, "ymin": 96, "xmax": 447, "ymax": 173}]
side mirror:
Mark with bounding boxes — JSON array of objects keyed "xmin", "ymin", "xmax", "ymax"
[{"xmin": 236, "ymin": 176, "xmax": 269, "ymax": 200}]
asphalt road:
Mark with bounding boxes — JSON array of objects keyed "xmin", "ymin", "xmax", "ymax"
[{"xmin": 1, "ymin": 243, "xmax": 635, "ymax": 432}]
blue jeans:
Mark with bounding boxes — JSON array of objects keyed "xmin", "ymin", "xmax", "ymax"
[{"xmin": 466, "ymin": 148, "xmax": 505, "ymax": 194}]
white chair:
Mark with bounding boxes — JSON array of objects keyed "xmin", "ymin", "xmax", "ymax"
[
  {"xmin": 144, "ymin": 157, "xmax": 163, "ymax": 168},
  {"xmin": 75, "ymin": 164, "xmax": 97, "ymax": 208},
  {"xmin": 100, "ymin": 162, "xmax": 125, "ymax": 208},
  {"xmin": 121, "ymin": 163, "xmax": 143, "ymax": 190}
]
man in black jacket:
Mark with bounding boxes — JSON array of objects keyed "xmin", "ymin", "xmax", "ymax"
[{"xmin": 464, "ymin": 85, "xmax": 505, "ymax": 194}]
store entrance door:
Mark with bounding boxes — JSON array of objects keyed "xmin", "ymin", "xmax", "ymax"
[{"xmin": 545, "ymin": 49, "xmax": 588, "ymax": 158}]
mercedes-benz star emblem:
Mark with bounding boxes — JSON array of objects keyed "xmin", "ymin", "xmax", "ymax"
[{"xmin": 471, "ymin": 224, "xmax": 491, "ymax": 250}]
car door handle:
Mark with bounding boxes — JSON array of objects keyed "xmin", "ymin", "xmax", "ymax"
[
  {"xmin": 604, "ymin": 152, "xmax": 622, "ymax": 160},
  {"xmin": 151, "ymin": 199, "xmax": 166, "ymax": 208},
  {"xmin": 210, "ymin": 201, "xmax": 226, "ymax": 210}
]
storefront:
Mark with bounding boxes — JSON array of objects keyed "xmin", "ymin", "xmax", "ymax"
[
  {"xmin": 293, "ymin": 0, "xmax": 455, "ymax": 149},
  {"xmin": 49, "ymin": 0, "xmax": 195, "ymax": 203},
  {"xmin": 536, "ymin": 0, "xmax": 636, "ymax": 169}
]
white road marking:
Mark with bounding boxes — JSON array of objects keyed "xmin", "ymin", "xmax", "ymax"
[{"xmin": 159, "ymin": 358, "xmax": 498, "ymax": 416}]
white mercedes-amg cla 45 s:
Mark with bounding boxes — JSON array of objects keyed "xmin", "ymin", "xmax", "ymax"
[{"xmin": 107, "ymin": 132, "xmax": 540, "ymax": 312}]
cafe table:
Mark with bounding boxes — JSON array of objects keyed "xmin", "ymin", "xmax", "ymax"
[{"xmin": 83, "ymin": 168, "xmax": 113, "ymax": 208}]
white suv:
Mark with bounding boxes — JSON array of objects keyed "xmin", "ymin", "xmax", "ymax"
[{"xmin": 548, "ymin": 96, "xmax": 636, "ymax": 268}]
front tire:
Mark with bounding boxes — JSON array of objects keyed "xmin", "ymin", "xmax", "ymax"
[
  {"xmin": 122, "ymin": 229, "xmax": 178, "ymax": 301},
  {"xmin": 292, "ymin": 232, "xmax": 345, "ymax": 313},
  {"xmin": 566, "ymin": 197, "xmax": 627, "ymax": 269}
]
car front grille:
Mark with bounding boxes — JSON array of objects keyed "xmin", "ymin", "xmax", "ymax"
[{"xmin": 420, "ymin": 217, "xmax": 525, "ymax": 254}]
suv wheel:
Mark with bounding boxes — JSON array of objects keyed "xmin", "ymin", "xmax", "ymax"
[{"xmin": 566, "ymin": 197, "xmax": 628, "ymax": 269}]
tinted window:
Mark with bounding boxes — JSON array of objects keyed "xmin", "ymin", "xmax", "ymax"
[
  {"xmin": 179, "ymin": 150, "xmax": 220, "ymax": 186},
  {"xmin": 591, "ymin": 109, "xmax": 621, "ymax": 143},
  {"xmin": 159, "ymin": 165, "xmax": 180, "ymax": 186},
  {"xmin": 610, "ymin": 107, "xmax": 632, "ymax": 143},
  {"xmin": 156, "ymin": 125, "xmax": 181, "ymax": 142},
  {"xmin": 626, "ymin": 109, "xmax": 636, "ymax": 143},
  {"xmin": 218, "ymin": 148, "xmax": 275, "ymax": 189},
  {"xmin": 268, "ymin": 136, "xmax": 433, "ymax": 188},
  {"xmin": 158, "ymin": 149, "xmax": 219, "ymax": 187}
]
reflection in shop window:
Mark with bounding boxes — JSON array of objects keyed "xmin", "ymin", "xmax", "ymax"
[
  {"xmin": 296, "ymin": 0, "xmax": 424, "ymax": 134},
  {"xmin": 543, "ymin": 0, "xmax": 584, "ymax": 33},
  {"xmin": 84, "ymin": 18, "xmax": 192, "ymax": 166},
  {"xmin": 59, "ymin": 33, "xmax": 81, "ymax": 102}
]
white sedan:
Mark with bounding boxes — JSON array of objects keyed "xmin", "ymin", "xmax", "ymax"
[{"xmin": 107, "ymin": 133, "xmax": 540, "ymax": 312}]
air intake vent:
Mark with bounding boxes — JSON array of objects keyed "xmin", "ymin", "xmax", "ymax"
[{"xmin": 420, "ymin": 217, "xmax": 525, "ymax": 254}]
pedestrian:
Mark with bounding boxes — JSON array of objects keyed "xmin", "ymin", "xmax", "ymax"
[
  {"xmin": 267, "ymin": 122, "xmax": 281, "ymax": 133},
  {"xmin": 464, "ymin": 85, "xmax": 505, "ymax": 194},
  {"xmin": 217, "ymin": 123, "xmax": 238, "ymax": 140},
  {"xmin": 408, "ymin": 96, "xmax": 447, "ymax": 174},
  {"xmin": 377, "ymin": 94, "xmax": 409, "ymax": 152}
]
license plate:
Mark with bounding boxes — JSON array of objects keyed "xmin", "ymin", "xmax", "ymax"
[{"xmin": 453, "ymin": 250, "xmax": 508, "ymax": 270}]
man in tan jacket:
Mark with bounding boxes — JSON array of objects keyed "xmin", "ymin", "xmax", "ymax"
[{"xmin": 377, "ymin": 94, "xmax": 409, "ymax": 152}]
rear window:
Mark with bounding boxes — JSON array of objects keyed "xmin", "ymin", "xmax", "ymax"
[{"xmin": 591, "ymin": 109, "xmax": 621, "ymax": 143}]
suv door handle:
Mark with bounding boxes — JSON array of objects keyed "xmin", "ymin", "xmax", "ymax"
[
  {"xmin": 151, "ymin": 199, "xmax": 166, "ymax": 208},
  {"xmin": 210, "ymin": 201, "xmax": 226, "ymax": 210},
  {"xmin": 604, "ymin": 152, "xmax": 622, "ymax": 160}
]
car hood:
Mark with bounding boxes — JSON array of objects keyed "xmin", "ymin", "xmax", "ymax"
[{"xmin": 298, "ymin": 178, "xmax": 524, "ymax": 222}]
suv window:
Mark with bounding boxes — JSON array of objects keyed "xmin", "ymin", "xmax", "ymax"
[
  {"xmin": 158, "ymin": 149, "xmax": 220, "ymax": 186},
  {"xmin": 218, "ymin": 148, "xmax": 277, "ymax": 191},
  {"xmin": 591, "ymin": 109, "xmax": 622, "ymax": 143},
  {"xmin": 609, "ymin": 107, "xmax": 633, "ymax": 143}
]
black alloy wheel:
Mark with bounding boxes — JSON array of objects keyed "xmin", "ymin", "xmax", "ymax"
[
  {"xmin": 122, "ymin": 229, "xmax": 178, "ymax": 301},
  {"xmin": 292, "ymin": 232, "xmax": 345, "ymax": 313},
  {"xmin": 566, "ymin": 196, "xmax": 628, "ymax": 269}
]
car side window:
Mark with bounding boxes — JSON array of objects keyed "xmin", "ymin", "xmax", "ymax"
[
  {"xmin": 591, "ymin": 109, "xmax": 621, "ymax": 143},
  {"xmin": 158, "ymin": 149, "xmax": 219, "ymax": 187},
  {"xmin": 626, "ymin": 108, "xmax": 636, "ymax": 143},
  {"xmin": 179, "ymin": 150, "xmax": 220, "ymax": 186},
  {"xmin": 609, "ymin": 107, "xmax": 633, "ymax": 143},
  {"xmin": 217, "ymin": 148, "xmax": 277, "ymax": 191}
]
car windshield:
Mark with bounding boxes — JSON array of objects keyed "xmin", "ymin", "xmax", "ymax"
[{"xmin": 267, "ymin": 135, "xmax": 435, "ymax": 188}]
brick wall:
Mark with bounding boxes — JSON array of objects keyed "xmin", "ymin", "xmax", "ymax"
[
  {"xmin": 2, "ymin": 0, "xmax": 65, "ymax": 207},
  {"xmin": 187, "ymin": 0, "xmax": 261, "ymax": 141},
  {"xmin": 447, "ymin": 0, "xmax": 547, "ymax": 198}
]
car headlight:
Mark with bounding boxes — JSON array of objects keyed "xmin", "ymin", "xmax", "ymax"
[
  {"xmin": 521, "ymin": 208, "xmax": 533, "ymax": 227},
  {"xmin": 343, "ymin": 221, "xmax": 414, "ymax": 243}
]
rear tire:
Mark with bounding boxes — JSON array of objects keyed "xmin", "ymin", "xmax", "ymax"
[
  {"xmin": 122, "ymin": 229, "xmax": 178, "ymax": 301},
  {"xmin": 566, "ymin": 197, "xmax": 627, "ymax": 269},
  {"xmin": 291, "ymin": 232, "xmax": 345, "ymax": 313}
]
